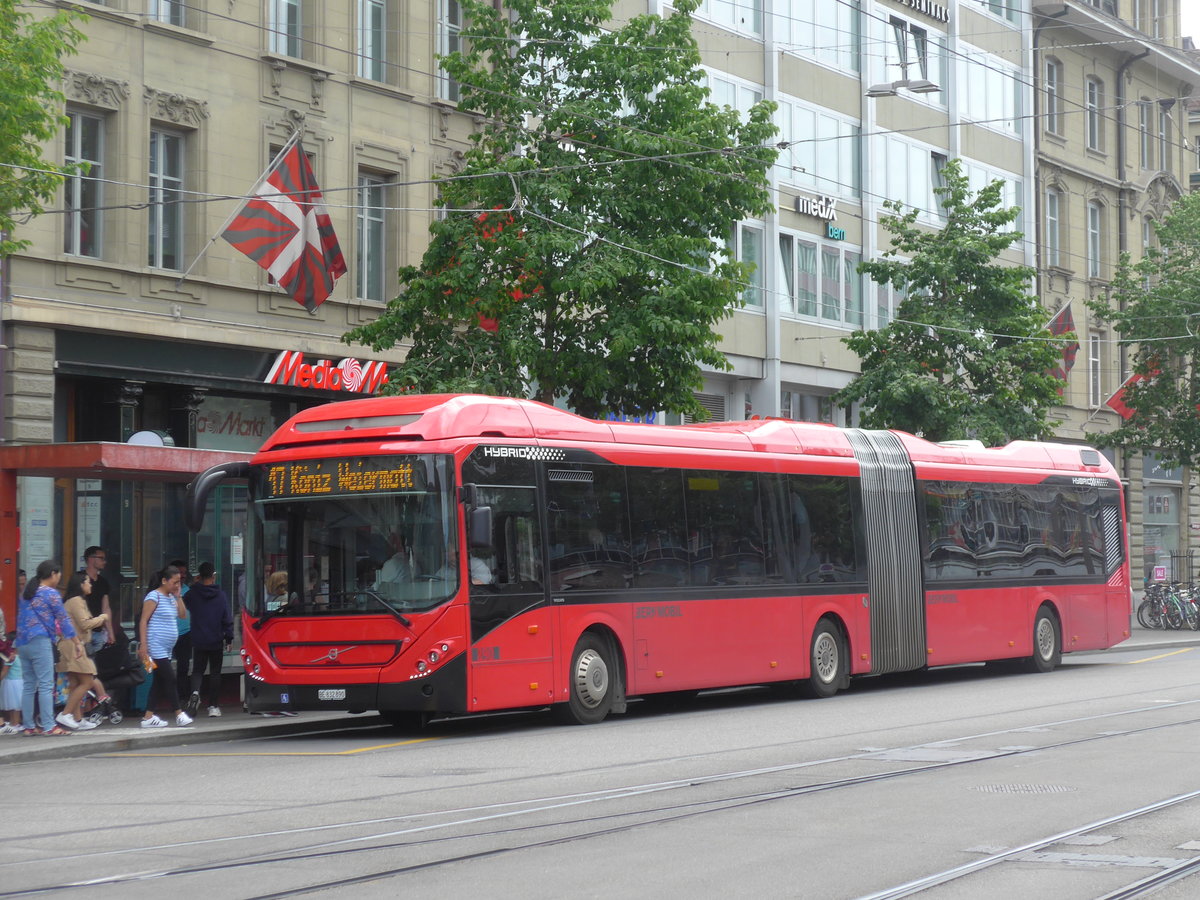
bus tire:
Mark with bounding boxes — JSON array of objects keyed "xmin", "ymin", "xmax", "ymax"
[
  {"xmin": 803, "ymin": 619, "xmax": 846, "ymax": 699},
  {"xmin": 1027, "ymin": 607, "xmax": 1061, "ymax": 673},
  {"xmin": 555, "ymin": 633, "xmax": 614, "ymax": 725}
]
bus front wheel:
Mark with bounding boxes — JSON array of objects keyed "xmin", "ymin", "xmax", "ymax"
[
  {"xmin": 804, "ymin": 619, "xmax": 846, "ymax": 699},
  {"xmin": 555, "ymin": 634, "xmax": 614, "ymax": 725},
  {"xmin": 1027, "ymin": 607, "xmax": 1062, "ymax": 673}
]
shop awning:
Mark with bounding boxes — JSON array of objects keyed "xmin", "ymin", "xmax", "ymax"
[{"xmin": 0, "ymin": 443, "xmax": 253, "ymax": 481}]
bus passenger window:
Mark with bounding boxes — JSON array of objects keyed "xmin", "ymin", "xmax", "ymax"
[
  {"xmin": 546, "ymin": 465, "xmax": 632, "ymax": 592},
  {"xmin": 627, "ymin": 468, "xmax": 689, "ymax": 588}
]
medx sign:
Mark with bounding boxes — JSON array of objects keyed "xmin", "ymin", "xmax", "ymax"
[
  {"xmin": 265, "ymin": 350, "xmax": 390, "ymax": 394},
  {"xmin": 795, "ymin": 194, "xmax": 838, "ymax": 222}
]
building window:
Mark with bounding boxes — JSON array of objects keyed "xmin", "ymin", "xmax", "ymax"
[
  {"xmin": 64, "ymin": 110, "xmax": 103, "ymax": 258},
  {"xmin": 781, "ymin": 390, "xmax": 835, "ymax": 424},
  {"xmin": 148, "ymin": 130, "xmax": 183, "ymax": 270},
  {"xmin": 1044, "ymin": 187, "xmax": 1060, "ymax": 269},
  {"xmin": 778, "ymin": 233, "xmax": 817, "ymax": 316},
  {"xmin": 1088, "ymin": 333, "xmax": 1102, "ymax": 408},
  {"xmin": 735, "ymin": 222, "xmax": 764, "ymax": 307},
  {"xmin": 782, "ymin": 0, "xmax": 860, "ymax": 72},
  {"xmin": 1139, "ymin": 101, "xmax": 1153, "ymax": 169},
  {"xmin": 775, "ymin": 98, "xmax": 860, "ymax": 199},
  {"xmin": 972, "ymin": 0, "xmax": 1021, "ymax": 23},
  {"xmin": 961, "ymin": 45, "xmax": 1021, "ymax": 136},
  {"xmin": 1044, "ymin": 58, "xmax": 1062, "ymax": 135},
  {"xmin": 1143, "ymin": 217, "xmax": 1155, "ymax": 289},
  {"xmin": 356, "ymin": 172, "xmax": 387, "ymax": 302},
  {"xmin": 437, "ymin": 0, "xmax": 462, "ymax": 102},
  {"xmin": 779, "ymin": 231, "xmax": 862, "ymax": 327},
  {"xmin": 269, "ymin": 0, "xmax": 301, "ymax": 57},
  {"xmin": 880, "ymin": 136, "xmax": 960, "ymax": 224},
  {"xmin": 1085, "ymin": 78, "xmax": 1104, "ymax": 151},
  {"xmin": 882, "ymin": 16, "xmax": 947, "ymax": 106},
  {"xmin": 358, "ymin": 0, "xmax": 386, "ymax": 81},
  {"xmin": 696, "ymin": 0, "xmax": 763, "ymax": 37},
  {"xmin": 1158, "ymin": 104, "xmax": 1170, "ymax": 172},
  {"xmin": 149, "ymin": 0, "xmax": 185, "ymax": 26},
  {"xmin": 1087, "ymin": 0, "xmax": 1117, "ymax": 14},
  {"xmin": 1086, "ymin": 200, "xmax": 1103, "ymax": 279}
]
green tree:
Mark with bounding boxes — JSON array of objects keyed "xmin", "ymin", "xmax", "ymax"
[
  {"xmin": 1086, "ymin": 192, "xmax": 1200, "ymax": 467},
  {"xmin": 0, "ymin": 2, "xmax": 87, "ymax": 255},
  {"xmin": 345, "ymin": 0, "xmax": 777, "ymax": 419},
  {"xmin": 835, "ymin": 159, "xmax": 1067, "ymax": 445}
]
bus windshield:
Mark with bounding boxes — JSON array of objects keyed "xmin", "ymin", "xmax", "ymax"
[{"xmin": 247, "ymin": 455, "xmax": 459, "ymax": 616}]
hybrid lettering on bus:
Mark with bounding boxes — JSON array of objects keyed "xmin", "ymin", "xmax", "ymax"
[{"xmin": 185, "ymin": 394, "xmax": 1131, "ymax": 726}]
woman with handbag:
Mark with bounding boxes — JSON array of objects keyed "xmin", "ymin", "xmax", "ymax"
[
  {"xmin": 14, "ymin": 560, "xmax": 80, "ymax": 736},
  {"xmin": 55, "ymin": 571, "xmax": 110, "ymax": 730}
]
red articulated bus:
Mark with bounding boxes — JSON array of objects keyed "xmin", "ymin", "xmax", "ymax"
[{"xmin": 186, "ymin": 394, "xmax": 1132, "ymax": 726}]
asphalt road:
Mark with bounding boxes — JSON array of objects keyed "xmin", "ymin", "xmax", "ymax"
[{"xmin": 3, "ymin": 640, "xmax": 1200, "ymax": 899}]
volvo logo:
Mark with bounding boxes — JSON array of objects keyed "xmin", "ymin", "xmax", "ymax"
[{"xmin": 310, "ymin": 645, "xmax": 357, "ymax": 664}]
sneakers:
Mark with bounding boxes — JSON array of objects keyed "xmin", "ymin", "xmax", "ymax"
[
  {"xmin": 75, "ymin": 718, "xmax": 98, "ymax": 731},
  {"xmin": 175, "ymin": 711, "xmax": 193, "ymax": 727},
  {"xmin": 141, "ymin": 714, "xmax": 167, "ymax": 728},
  {"xmin": 207, "ymin": 706, "xmax": 222, "ymax": 717},
  {"xmin": 55, "ymin": 712, "xmax": 82, "ymax": 730},
  {"xmin": 0, "ymin": 724, "xmax": 21, "ymax": 735},
  {"xmin": 185, "ymin": 692, "xmax": 201, "ymax": 718}
]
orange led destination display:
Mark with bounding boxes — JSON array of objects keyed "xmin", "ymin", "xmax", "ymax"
[{"xmin": 262, "ymin": 457, "xmax": 423, "ymax": 498}]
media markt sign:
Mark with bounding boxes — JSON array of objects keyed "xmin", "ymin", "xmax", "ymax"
[
  {"xmin": 795, "ymin": 194, "xmax": 845, "ymax": 241},
  {"xmin": 265, "ymin": 350, "xmax": 390, "ymax": 394}
]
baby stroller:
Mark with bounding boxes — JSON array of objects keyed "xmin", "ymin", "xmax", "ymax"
[{"xmin": 84, "ymin": 625, "xmax": 146, "ymax": 726}]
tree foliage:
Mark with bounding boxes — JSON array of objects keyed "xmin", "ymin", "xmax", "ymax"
[
  {"xmin": 834, "ymin": 159, "xmax": 1067, "ymax": 445},
  {"xmin": 1086, "ymin": 191, "xmax": 1200, "ymax": 468},
  {"xmin": 344, "ymin": 0, "xmax": 777, "ymax": 418},
  {"xmin": 0, "ymin": 1, "xmax": 87, "ymax": 255}
]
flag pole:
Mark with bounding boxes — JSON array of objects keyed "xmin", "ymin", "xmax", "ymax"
[{"xmin": 173, "ymin": 130, "xmax": 304, "ymax": 291}]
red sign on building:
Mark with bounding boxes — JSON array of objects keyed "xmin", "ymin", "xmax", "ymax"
[{"xmin": 265, "ymin": 351, "xmax": 389, "ymax": 394}]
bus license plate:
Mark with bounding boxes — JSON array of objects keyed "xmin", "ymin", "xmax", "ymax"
[{"xmin": 318, "ymin": 689, "xmax": 346, "ymax": 701}]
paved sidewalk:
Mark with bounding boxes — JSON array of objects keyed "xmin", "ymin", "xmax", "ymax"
[
  {"xmin": 0, "ymin": 623, "xmax": 1194, "ymax": 765},
  {"xmin": 0, "ymin": 708, "xmax": 384, "ymax": 765}
]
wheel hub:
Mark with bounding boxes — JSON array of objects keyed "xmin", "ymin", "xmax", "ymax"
[
  {"xmin": 813, "ymin": 632, "xmax": 839, "ymax": 683},
  {"xmin": 573, "ymin": 648, "xmax": 609, "ymax": 709}
]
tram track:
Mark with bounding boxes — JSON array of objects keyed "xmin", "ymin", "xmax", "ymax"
[
  {"xmin": 5, "ymin": 699, "xmax": 1200, "ymax": 897},
  {"xmin": 860, "ymin": 789, "xmax": 1200, "ymax": 899}
]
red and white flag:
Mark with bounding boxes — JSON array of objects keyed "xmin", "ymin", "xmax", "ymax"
[
  {"xmin": 222, "ymin": 141, "xmax": 347, "ymax": 313},
  {"xmin": 1105, "ymin": 371, "xmax": 1154, "ymax": 420},
  {"xmin": 1045, "ymin": 304, "xmax": 1079, "ymax": 385}
]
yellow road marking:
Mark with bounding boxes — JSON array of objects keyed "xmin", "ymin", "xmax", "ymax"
[
  {"xmin": 1125, "ymin": 647, "xmax": 1195, "ymax": 664},
  {"xmin": 96, "ymin": 736, "xmax": 439, "ymax": 757}
]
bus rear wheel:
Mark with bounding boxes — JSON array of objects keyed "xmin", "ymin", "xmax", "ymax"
[
  {"xmin": 1026, "ymin": 607, "xmax": 1062, "ymax": 673},
  {"xmin": 803, "ymin": 619, "xmax": 846, "ymax": 698},
  {"xmin": 554, "ymin": 634, "xmax": 614, "ymax": 725}
]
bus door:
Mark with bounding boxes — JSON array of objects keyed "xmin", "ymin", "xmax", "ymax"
[{"xmin": 463, "ymin": 449, "xmax": 555, "ymax": 712}]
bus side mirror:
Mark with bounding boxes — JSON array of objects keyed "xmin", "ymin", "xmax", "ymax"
[{"xmin": 468, "ymin": 505, "xmax": 493, "ymax": 550}]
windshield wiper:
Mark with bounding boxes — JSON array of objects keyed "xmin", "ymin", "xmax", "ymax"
[
  {"xmin": 251, "ymin": 602, "xmax": 293, "ymax": 630},
  {"xmin": 322, "ymin": 590, "xmax": 412, "ymax": 628}
]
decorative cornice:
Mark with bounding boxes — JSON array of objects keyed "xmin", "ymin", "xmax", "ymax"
[
  {"xmin": 143, "ymin": 87, "xmax": 210, "ymax": 128},
  {"xmin": 63, "ymin": 70, "xmax": 130, "ymax": 110}
]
